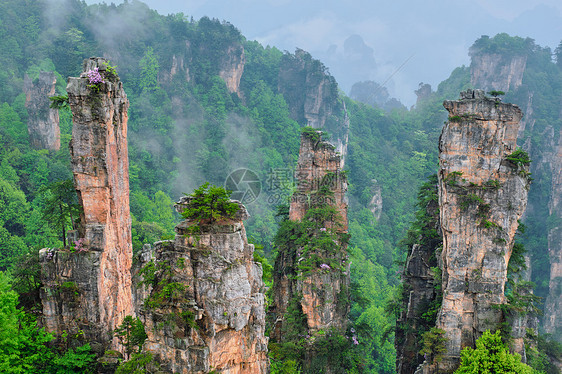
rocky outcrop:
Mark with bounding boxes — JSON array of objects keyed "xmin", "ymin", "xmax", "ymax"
[
  {"xmin": 368, "ymin": 179, "xmax": 383, "ymax": 221},
  {"xmin": 278, "ymin": 49, "xmax": 349, "ymax": 163},
  {"xmin": 40, "ymin": 58, "xmax": 133, "ymax": 350},
  {"xmin": 23, "ymin": 71, "xmax": 60, "ymax": 151},
  {"xmin": 467, "ymin": 37, "xmax": 561, "ymax": 345},
  {"xmin": 470, "ymin": 52, "xmax": 526, "ymax": 93},
  {"xmin": 133, "ymin": 199, "xmax": 268, "ymax": 373},
  {"xmin": 270, "ymin": 130, "xmax": 350, "ymax": 371},
  {"xmin": 218, "ymin": 45, "xmax": 245, "ymax": 96},
  {"xmin": 544, "ymin": 126, "xmax": 562, "ymax": 341},
  {"xmin": 162, "ymin": 42, "xmax": 244, "ymax": 97},
  {"xmin": 429, "ymin": 89, "xmax": 530, "ymax": 372}
]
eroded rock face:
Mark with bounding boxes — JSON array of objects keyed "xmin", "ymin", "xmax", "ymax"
[
  {"xmin": 24, "ymin": 71, "xmax": 60, "ymax": 150},
  {"xmin": 218, "ymin": 45, "xmax": 245, "ymax": 97},
  {"xmin": 278, "ymin": 49, "xmax": 349, "ymax": 164},
  {"xmin": 133, "ymin": 200, "xmax": 268, "ymax": 373},
  {"xmin": 40, "ymin": 58, "xmax": 133, "ymax": 350},
  {"xmin": 544, "ymin": 127, "xmax": 562, "ymax": 341},
  {"xmin": 271, "ymin": 131, "xmax": 350, "ymax": 346},
  {"xmin": 368, "ymin": 179, "xmax": 383, "ymax": 221},
  {"xmin": 470, "ymin": 53, "xmax": 527, "ymax": 92},
  {"xmin": 433, "ymin": 89, "xmax": 530, "ymax": 372},
  {"xmin": 162, "ymin": 42, "xmax": 244, "ymax": 97},
  {"xmin": 289, "ymin": 132, "xmax": 347, "ymax": 228}
]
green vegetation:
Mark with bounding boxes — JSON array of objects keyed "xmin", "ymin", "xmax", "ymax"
[
  {"xmin": 420, "ymin": 327, "xmax": 447, "ymax": 364},
  {"xmin": 488, "ymin": 90, "xmax": 506, "ymax": 97},
  {"xmin": 138, "ymin": 257, "xmax": 188, "ymax": 309},
  {"xmin": 470, "ymin": 33, "xmax": 535, "ymax": 57},
  {"xmin": 455, "ymin": 330, "xmax": 533, "ymax": 374},
  {"xmin": 0, "ymin": 273, "xmax": 97, "ymax": 373},
  {"xmin": 48, "ymin": 95, "xmax": 69, "ymax": 110},
  {"xmin": 444, "ymin": 171, "xmax": 464, "ymax": 186},
  {"xmin": 39, "ymin": 179, "xmax": 81, "ymax": 248},
  {"xmin": 114, "ymin": 316, "xmax": 147, "ymax": 360},
  {"xmin": 526, "ymin": 331, "xmax": 562, "ymax": 374},
  {"xmin": 506, "ymin": 148, "xmax": 532, "ymax": 167},
  {"xmin": 180, "ymin": 182, "xmax": 239, "ymax": 224},
  {"xmin": 300, "ymin": 126, "xmax": 325, "ymax": 142},
  {"xmin": 115, "ymin": 352, "xmax": 162, "ymax": 374},
  {"xmin": 0, "ymin": 1, "xmax": 558, "ymax": 372}
]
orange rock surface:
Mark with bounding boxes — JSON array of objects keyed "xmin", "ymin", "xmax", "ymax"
[{"xmin": 40, "ymin": 58, "xmax": 133, "ymax": 349}]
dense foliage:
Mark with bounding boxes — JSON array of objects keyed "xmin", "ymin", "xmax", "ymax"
[
  {"xmin": 180, "ymin": 182, "xmax": 239, "ymax": 223},
  {"xmin": 455, "ymin": 330, "xmax": 533, "ymax": 374},
  {"xmin": 0, "ymin": 0, "xmax": 560, "ymax": 372}
]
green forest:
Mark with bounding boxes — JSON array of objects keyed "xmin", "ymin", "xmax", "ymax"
[{"xmin": 0, "ymin": 0, "xmax": 561, "ymax": 372}]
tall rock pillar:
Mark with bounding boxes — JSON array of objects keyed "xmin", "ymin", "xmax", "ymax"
[
  {"xmin": 544, "ymin": 129, "xmax": 562, "ymax": 341},
  {"xmin": 270, "ymin": 130, "xmax": 350, "ymax": 372},
  {"xmin": 40, "ymin": 58, "xmax": 133, "ymax": 349},
  {"xmin": 435, "ymin": 89, "xmax": 530, "ymax": 372},
  {"xmin": 24, "ymin": 71, "xmax": 60, "ymax": 150}
]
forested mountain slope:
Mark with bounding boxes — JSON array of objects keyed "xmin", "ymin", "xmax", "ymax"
[{"xmin": 0, "ymin": 0, "xmax": 560, "ymax": 372}]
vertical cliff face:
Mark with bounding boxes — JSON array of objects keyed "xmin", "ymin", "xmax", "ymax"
[
  {"xmin": 40, "ymin": 58, "xmax": 133, "ymax": 349},
  {"xmin": 270, "ymin": 131, "xmax": 350, "ymax": 371},
  {"xmin": 278, "ymin": 49, "xmax": 349, "ymax": 163},
  {"xmin": 469, "ymin": 52, "xmax": 527, "ymax": 93},
  {"xmin": 288, "ymin": 131, "xmax": 347, "ymax": 229},
  {"xmin": 433, "ymin": 89, "xmax": 530, "ymax": 372},
  {"xmin": 467, "ymin": 36, "xmax": 562, "ymax": 345},
  {"xmin": 544, "ymin": 128, "xmax": 562, "ymax": 341},
  {"xmin": 162, "ymin": 42, "xmax": 245, "ymax": 97},
  {"xmin": 218, "ymin": 45, "xmax": 245, "ymax": 96},
  {"xmin": 23, "ymin": 71, "xmax": 60, "ymax": 151},
  {"xmin": 133, "ymin": 199, "xmax": 268, "ymax": 373}
]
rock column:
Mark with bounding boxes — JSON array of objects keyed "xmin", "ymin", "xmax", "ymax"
[
  {"xmin": 40, "ymin": 58, "xmax": 133, "ymax": 349},
  {"xmin": 544, "ymin": 129, "xmax": 562, "ymax": 341},
  {"xmin": 435, "ymin": 89, "xmax": 530, "ymax": 372},
  {"xmin": 270, "ymin": 131, "xmax": 350, "ymax": 371}
]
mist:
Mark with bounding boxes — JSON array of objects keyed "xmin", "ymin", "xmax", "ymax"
[{"xmin": 85, "ymin": 0, "xmax": 561, "ymax": 106}]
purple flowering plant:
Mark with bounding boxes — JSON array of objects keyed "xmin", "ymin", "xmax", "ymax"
[
  {"xmin": 46, "ymin": 248, "xmax": 55, "ymax": 261},
  {"xmin": 87, "ymin": 67, "xmax": 105, "ymax": 92},
  {"xmin": 319, "ymin": 263, "xmax": 331, "ymax": 270},
  {"xmin": 74, "ymin": 238, "xmax": 87, "ymax": 253}
]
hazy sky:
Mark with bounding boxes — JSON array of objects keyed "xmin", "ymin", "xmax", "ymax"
[{"xmin": 86, "ymin": 0, "xmax": 562, "ymax": 105}]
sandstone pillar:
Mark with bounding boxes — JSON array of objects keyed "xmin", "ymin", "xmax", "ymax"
[
  {"xmin": 40, "ymin": 58, "xmax": 133, "ymax": 349},
  {"xmin": 270, "ymin": 130, "xmax": 350, "ymax": 372},
  {"xmin": 435, "ymin": 89, "xmax": 530, "ymax": 372}
]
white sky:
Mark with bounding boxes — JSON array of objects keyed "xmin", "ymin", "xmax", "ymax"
[{"xmin": 86, "ymin": 0, "xmax": 562, "ymax": 105}]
